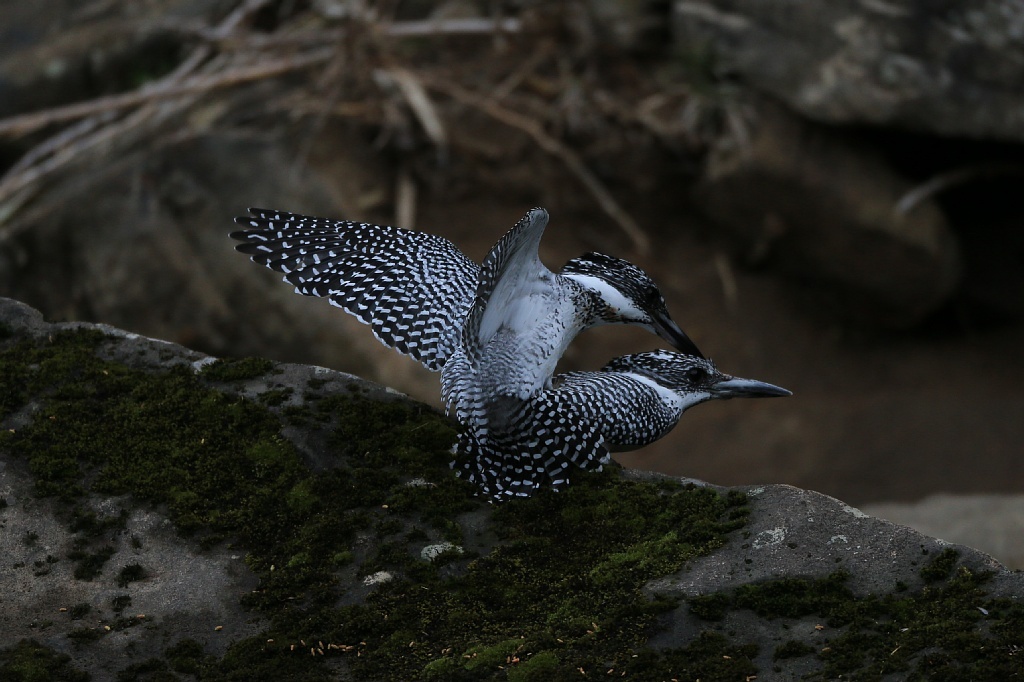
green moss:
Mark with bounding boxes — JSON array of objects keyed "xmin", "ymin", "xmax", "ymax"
[
  {"xmin": 313, "ymin": 476, "xmax": 747, "ymax": 680},
  {"xmin": 0, "ymin": 329, "xmax": 107, "ymax": 425},
  {"xmin": 627, "ymin": 631, "xmax": 758, "ymax": 680},
  {"xmin": 0, "ymin": 639, "xmax": 89, "ymax": 682},
  {"xmin": 463, "ymin": 638, "xmax": 523, "ymax": 671},
  {"xmin": 114, "ymin": 657, "xmax": 171, "ymax": 681},
  {"xmin": 257, "ymin": 388, "xmax": 294, "ymax": 406},
  {"xmin": 117, "ymin": 562, "xmax": 147, "ymax": 587},
  {"xmin": 165, "ymin": 639, "xmax": 207, "ymax": 675},
  {"xmin": 0, "ymin": 326, "xmax": 758, "ymax": 679},
  {"xmin": 111, "ymin": 595, "xmax": 132, "ymax": 613},
  {"xmin": 69, "ymin": 508, "xmax": 127, "ymax": 536},
  {"xmin": 732, "ymin": 570, "xmax": 853, "ymax": 620},
  {"xmin": 69, "ymin": 545, "xmax": 115, "ymax": 581},
  {"xmin": 919, "ymin": 547, "xmax": 959, "ymax": 583},
  {"xmin": 69, "ymin": 603, "xmax": 91, "ymax": 620},
  {"xmin": 1, "ymin": 331, "xmax": 308, "ymax": 540},
  {"xmin": 420, "ymin": 656, "xmax": 459, "ymax": 678},
  {"xmin": 67, "ymin": 627, "xmax": 104, "ymax": 644},
  {"xmin": 773, "ymin": 640, "xmax": 815, "ymax": 660},
  {"xmin": 688, "ymin": 592, "xmax": 731, "ymax": 621},
  {"xmin": 198, "ymin": 637, "xmax": 329, "ymax": 681},
  {"xmin": 198, "ymin": 357, "xmax": 275, "ymax": 382},
  {"xmin": 506, "ymin": 651, "xmax": 559, "ymax": 681},
  {"xmin": 688, "ymin": 550, "xmax": 1024, "ymax": 679}
]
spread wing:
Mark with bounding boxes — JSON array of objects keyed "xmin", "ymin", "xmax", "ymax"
[
  {"xmin": 460, "ymin": 207, "xmax": 551, "ymax": 363},
  {"xmin": 231, "ymin": 208, "xmax": 479, "ymax": 371}
]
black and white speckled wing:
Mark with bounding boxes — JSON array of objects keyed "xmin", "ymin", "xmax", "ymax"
[
  {"xmin": 231, "ymin": 208, "xmax": 479, "ymax": 371},
  {"xmin": 461, "ymin": 207, "xmax": 551, "ymax": 362}
]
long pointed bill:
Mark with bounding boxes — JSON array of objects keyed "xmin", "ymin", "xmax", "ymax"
[
  {"xmin": 710, "ymin": 376, "xmax": 792, "ymax": 399},
  {"xmin": 651, "ymin": 315, "xmax": 704, "ymax": 359}
]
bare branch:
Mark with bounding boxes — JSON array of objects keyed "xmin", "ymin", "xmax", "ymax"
[
  {"xmin": 383, "ymin": 17, "xmax": 521, "ymax": 37},
  {"xmin": 379, "ymin": 68, "xmax": 448, "ymax": 149},
  {"xmin": 424, "ymin": 78, "xmax": 651, "ymax": 255},
  {"xmin": 0, "ymin": 49, "xmax": 333, "ymax": 139},
  {"xmin": 896, "ymin": 163, "xmax": 1024, "ymax": 215}
]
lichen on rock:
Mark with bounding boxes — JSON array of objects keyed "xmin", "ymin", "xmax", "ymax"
[{"xmin": 0, "ymin": 297, "xmax": 1021, "ymax": 680}]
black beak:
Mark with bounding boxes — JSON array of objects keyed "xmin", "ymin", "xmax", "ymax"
[
  {"xmin": 710, "ymin": 376, "xmax": 792, "ymax": 399},
  {"xmin": 651, "ymin": 314, "xmax": 704, "ymax": 359}
]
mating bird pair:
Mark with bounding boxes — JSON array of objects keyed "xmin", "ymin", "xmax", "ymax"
[{"xmin": 231, "ymin": 207, "xmax": 790, "ymax": 499}]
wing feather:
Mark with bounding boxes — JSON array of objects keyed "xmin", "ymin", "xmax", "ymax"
[
  {"xmin": 231, "ymin": 208, "xmax": 478, "ymax": 371},
  {"xmin": 461, "ymin": 208, "xmax": 551, "ymax": 361}
]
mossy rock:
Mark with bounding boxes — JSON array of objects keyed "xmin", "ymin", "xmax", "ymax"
[{"xmin": 1, "ymin": 297, "xmax": 1022, "ymax": 681}]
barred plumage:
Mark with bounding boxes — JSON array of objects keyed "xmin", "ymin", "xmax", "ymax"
[
  {"xmin": 231, "ymin": 206, "xmax": 723, "ymax": 499},
  {"xmin": 232, "ymin": 208, "xmax": 702, "ymax": 378},
  {"xmin": 452, "ymin": 350, "xmax": 791, "ymax": 500},
  {"xmin": 231, "ymin": 208, "xmax": 478, "ymax": 370}
]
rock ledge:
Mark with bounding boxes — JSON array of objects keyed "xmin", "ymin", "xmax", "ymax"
[{"xmin": 0, "ymin": 297, "xmax": 1020, "ymax": 681}]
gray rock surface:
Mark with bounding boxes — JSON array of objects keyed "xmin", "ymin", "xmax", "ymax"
[
  {"xmin": 0, "ymin": 463, "xmax": 262, "ymax": 668},
  {"xmin": 673, "ymin": 0, "xmax": 1024, "ymax": 141},
  {"xmin": 0, "ymin": 300, "xmax": 259, "ymax": 676},
  {"xmin": 0, "ymin": 297, "xmax": 410, "ymax": 679},
  {"xmin": 640, "ymin": 478, "xmax": 1022, "ymax": 666},
  {"xmin": 1, "ymin": 296, "xmax": 1022, "ymax": 680},
  {"xmin": 864, "ymin": 493, "xmax": 1024, "ymax": 570}
]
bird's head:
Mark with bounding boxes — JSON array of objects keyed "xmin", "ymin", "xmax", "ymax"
[
  {"xmin": 562, "ymin": 252, "xmax": 704, "ymax": 358},
  {"xmin": 604, "ymin": 349, "xmax": 791, "ymax": 410}
]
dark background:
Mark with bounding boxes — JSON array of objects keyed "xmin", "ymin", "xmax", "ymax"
[{"xmin": 2, "ymin": 1, "xmax": 1022, "ymax": 515}]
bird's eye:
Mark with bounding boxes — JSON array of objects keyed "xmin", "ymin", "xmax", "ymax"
[{"xmin": 685, "ymin": 367, "xmax": 707, "ymax": 384}]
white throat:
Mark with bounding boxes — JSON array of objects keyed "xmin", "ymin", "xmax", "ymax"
[
  {"xmin": 622, "ymin": 372, "xmax": 709, "ymax": 414},
  {"xmin": 563, "ymin": 273, "xmax": 643, "ymax": 321}
]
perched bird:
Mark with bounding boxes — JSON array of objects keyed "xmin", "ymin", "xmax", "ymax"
[
  {"xmin": 231, "ymin": 205, "xmax": 727, "ymax": 499},
  {"xmin": 231, "ymin": 206, "xmax": 702, "ymax": 386},
  {"xmin": 453, "ymin": 349, "xmax": 792, "ymax": 499}
]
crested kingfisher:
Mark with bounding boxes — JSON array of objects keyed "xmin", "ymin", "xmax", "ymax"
[
  {"xmin": 231, "ymin": 206, "xmax": 765, "ymax": 499},
  {"xmin": 453, "ymin": 349, "xmax": 791, "ymax": 500}
]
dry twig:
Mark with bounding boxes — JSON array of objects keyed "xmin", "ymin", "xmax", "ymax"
[
  {"xmin": 379, "ymin": 68, "xmax": 448, "ymax": 149},
  {"xmin": 713, "ymin": 252, "xmax": 739, "ymax": 313},
  {"xmin": 382, "ymin": 17, "xmax": 521, "ymax": 37},
  {"xmin": 423, "ymin": 77, "xmax": 651, "ymax": 254},
  {"xmin": 395, "ymin": 163, "xmax": 418, "ymax": 229},
  {"xmin": 896, "ymin": 162, "xmax": 1024, "ymax": 215},
  {"xmin": 0, "ymin": 49, "xmax": 332, "ymax": 139},
  {"xmin": 0, "ymin": 0, "xmax": 292, "ymax": 227}
]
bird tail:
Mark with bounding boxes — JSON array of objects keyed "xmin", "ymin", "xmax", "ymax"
[
  {"xmin": 451, "ymin": 430, "xmax": 549, "ymax": 501},
  {"xmin": 451, "ymin": 425, "xmax": 610, "ymax": 501}
]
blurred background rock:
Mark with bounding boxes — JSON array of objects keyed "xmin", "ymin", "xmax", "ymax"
[{"xmin": 1, "ymin": 0, "xmax": 1021, "ymax": 565}]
